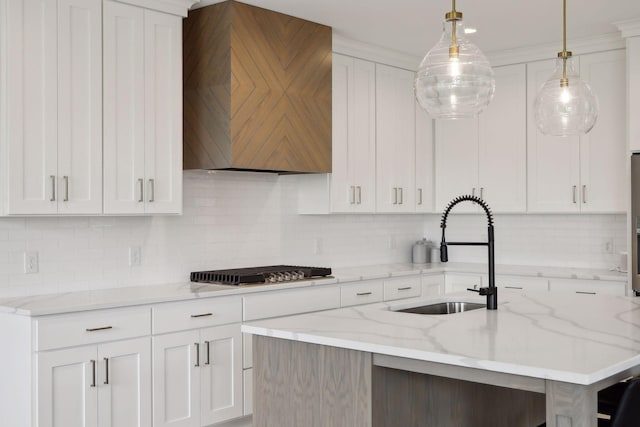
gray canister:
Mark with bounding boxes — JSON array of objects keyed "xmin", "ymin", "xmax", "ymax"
[{"xmin": 412, "ymin": 239, "xmax": 431, "ymax": 264}]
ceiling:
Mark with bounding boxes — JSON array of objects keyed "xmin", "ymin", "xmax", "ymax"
[{"xmin": 195, "ymin": 0, "xmax": 640, "ymax": 60}]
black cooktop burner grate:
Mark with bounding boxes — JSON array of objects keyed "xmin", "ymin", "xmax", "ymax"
[{"xmin": 190, "ymin": 265, "xmax": 332, "ymax": 285}]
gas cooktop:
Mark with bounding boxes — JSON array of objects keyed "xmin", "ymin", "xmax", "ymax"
[{"xmin": 190, "ymin": 265, "xmax": 332, "ymax": 286}]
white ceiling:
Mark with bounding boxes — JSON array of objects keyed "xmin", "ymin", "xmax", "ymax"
[{"xmin": 195, "ymin": 0, "xmax": 640, "ymax": 59}]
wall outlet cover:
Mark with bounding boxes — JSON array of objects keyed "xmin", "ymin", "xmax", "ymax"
[
  {"xmin": 24, "ymin": 251, "xmax": 38, "ymax": 274},
  {"xmin": 129, "ymin": 247, "xmax": 142, "ymax": 267}
]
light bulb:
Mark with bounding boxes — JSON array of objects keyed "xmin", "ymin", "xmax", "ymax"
[
  {"xmin": 560, "ymin": 87, "xmax": 571, "ymax": 104},
  {"xmin": 449, "ymin": 57, "xmax": 461, "ymax": 77}
]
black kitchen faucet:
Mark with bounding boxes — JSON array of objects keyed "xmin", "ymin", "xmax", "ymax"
[{"xmin": 439, "ymin": 195, "xmax": 497, "ymax": 310}]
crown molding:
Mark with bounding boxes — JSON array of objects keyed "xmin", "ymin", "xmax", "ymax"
[
  {"xmin": 115, "ymin": 0, "xmax": 200, "ymax": 17},
  {"xmin": 486, "ymin": 32, "xmax": 625, "ymax": 67},
  {"xmin": 615, "ymin": 18, "xmax": 640, "ymax": 38},
  {"xmin": 332, "ymin": 33, "xmax": 420, "ymax": 71}
]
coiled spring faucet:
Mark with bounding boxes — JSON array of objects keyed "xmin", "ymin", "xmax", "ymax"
[{"xmin": 440, "ymin": 195, "xmax": 497, "ymax": 310}]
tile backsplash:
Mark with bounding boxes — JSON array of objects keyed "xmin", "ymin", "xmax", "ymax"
[{"xmin": 0, "ymin": 171, "xmax": 626, "ymax": 298}]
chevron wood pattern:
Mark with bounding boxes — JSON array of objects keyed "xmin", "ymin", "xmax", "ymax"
[{"xmin": 183, "ymin": 1, "xmax": 332, "ymax": 173}]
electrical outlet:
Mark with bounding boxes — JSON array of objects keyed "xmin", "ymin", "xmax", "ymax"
[
  {"xmin": 24, "ymin": 251, "xmax": 38, "ymax": 274},
  {"xmin": 129, "ymin": 247, "xmax": 142, "ymax": 267},
  {"xmin": 388, "ymin": 236, "xmax": 396, "ymax": 250},
  {"xmin": 313, "ymin": 238, "xmax": 323, "ymax": 255},
  {"xmin": 605, "ymin": 238, "xmax": 615, "ymax": 254}
]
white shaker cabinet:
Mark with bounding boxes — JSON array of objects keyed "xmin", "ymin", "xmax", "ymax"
[
  {"xmin": 1, "ymin": 0, "xmax": 102, "ymax": 215},
  {"xmin": 37, "ymin": 337, "xmax": 151, "ymax": 427},
  {"xmin": 578, "ymin": 49, "xmax": 627, "ymax": 213},
  {"xmin": 527, "ymin": 52, "xmax": 626, "ymax": 213},
  {"xmin": 329, "ymin": 54, "xmax": 376, "ymax": 212},
  {"xmin": 152, "ymin": 325, "xmax": 243, "ymax": 427},
  {"xmin": 415, "ymin": 102, "xmax": 434, "ymax": 212},
  {"xmin": 434, "ymin": 64, "xmax": 526, "ymax": 213},
  {"xmin": 376, "ymin": 63, "xmax": 416, "ymax": 213},
  {"xmin": 103, "ymin": 3, "xmax": 182, "ymax": 214}
]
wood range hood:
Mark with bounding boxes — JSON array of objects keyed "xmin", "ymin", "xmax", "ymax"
[{"xmin": 183, "ymin": 0, "xmax": 332, "ymax": 173}]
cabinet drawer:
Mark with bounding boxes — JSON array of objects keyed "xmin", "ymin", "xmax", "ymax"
[
  {"xmin": 496, "ymin": 275, "xmax": 549, "ymax": 292},
  {"xmin": 153, "ymin": 296, "xmax": 242, "ymax": 335},
  {"xmin": 549, "ymin": 279, "xmax": 627, "ymax": 296},
  {"xmin": 383, "ymin": 276, "xmax": 422, "ymax": 301},
  {"xmin": 34, "ymin": 306, "xmax": 151, "ymax": 351},
  {"xmin": 243, "ymin": 286, "xmax": 340, "ymax": 321},
  {"xmin": 444, "ymin": 273, "xmax": 483, "ymax": 294},
  {"xmin": 340, "ymin": 280, "xmax": 384, "ymax": 307}
]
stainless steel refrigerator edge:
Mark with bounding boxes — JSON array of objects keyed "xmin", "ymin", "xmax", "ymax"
[{"xmin": 631, "ymin": 154, "xmax": 640, "ymax": 294}]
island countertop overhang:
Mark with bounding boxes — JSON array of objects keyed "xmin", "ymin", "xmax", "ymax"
[{"xmin": 242, "ymin": 291, "xmax": 640, "ymax": 386}]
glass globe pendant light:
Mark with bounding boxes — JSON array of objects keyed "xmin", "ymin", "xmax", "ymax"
[
  {"xmin": 414, "ymin": 0, "xmax": 495, "ymax": 119},
  {"xmin": 534, "ymin": 0, "xmax": 598, "ymax": 136}
]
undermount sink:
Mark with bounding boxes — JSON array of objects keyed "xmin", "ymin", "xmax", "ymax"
[{"xmin": 396, "ymin": 301, "xmax": 486, "ymax": 315}]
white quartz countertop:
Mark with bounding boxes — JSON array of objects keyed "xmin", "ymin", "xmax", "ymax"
[
  {"xmin": 0, "ymin": 262, "xmax": 626, "ymax": 316},
  {"xmin": 242, "ymin": 290, "xmax": 640, "ymax": 385}
]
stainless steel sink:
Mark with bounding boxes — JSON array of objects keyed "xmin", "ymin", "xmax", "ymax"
[{"xmin": 396, "ymin": 301, "xmax": 485, "ymax": 315}]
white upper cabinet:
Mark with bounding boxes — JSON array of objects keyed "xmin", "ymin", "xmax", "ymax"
[
  {"xmin": 527, "ymin": 58, "xmax": 581, "ymax": 212},
  {"xmin": 415, "ymin": 102, "xmax": 434, "ymax": 212},
  {"xmin": 376, "ymin": 64, "xmax": 416, "ymax": 213},
  {"xmin": 103, "ymin": 4, "xmax": 182, "ymax": 214},
  {"xmin": 434, "ymin": 117, "xmax": 479, "ymax": 212},
  {"xmin": 578, "ymin": 50, "xmax": 627, "ymax": 213},
  {"xmin": 527, "ymin": 51, "xmax": 626, "ymax": 213},
  {"xmin": 2, "ymin": 0, "xmax": 101, "ymax": 215},
  {"xmin": 478, "ymin": 63, "xmax": 527, "ymax": 212},
  {"xmin": 330, "ymin": 54, "xmax": 376, "ymax": 212},
  {"xmin": 434, "ymin": 64, "xmax": 526, "ymax": 214}
]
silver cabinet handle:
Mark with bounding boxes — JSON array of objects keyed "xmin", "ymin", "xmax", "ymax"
[
  {"xmin": 480, "ymin": 187, "xmax": 484, "ymax": 199},
  {"xmin": 90, "ymin": 360, "xmax": 96, "ymax": 387},
  {"xmin": 138, "ymin": 179, "xmax": 144, "ymax": 203},
  {"xmin": 190, "ymin": 313, "xmax": 213, "ymax": 318},
  {"xmin": 576, "ymin": 291, "xmax": 596, "ymax": 295},
  {"xmin": 356, "ymin": 186, "xmax": 362, "ymax": 204},
  {"xmin": 194, "ymin": 343, "xmax": 200, "ymax": 367},
  {"xmin": 398, "ymin": 286, "xmax": 412, "ymax": 291},
  {"xmin": 204, "ymin": 341, "xmax": 211, "ymax": 365},
  {"xmin": 63, "ymin": 176, "xmax": 69, "ymax": 202},
  {"xmin": 148, "ymin": 179, "xmax": 155, "ymax": 203},
  {"xmin": 349, "ymin": 186, "xmax": 355, "ymax": 204},
  {"xmin": 572, "ymin": 185, "xmax": 577, "ymax": 204},
  {"xmin": 393, "ymin": 188, "xmax": 398, "ymax": 205},
  {"xmin": 505, "ymin": 286, "xmax": 523, "ymax": 290},
  {"xmin": 86, "ymin": 326, "xmax": 113, "ymax": 332},
  {"xmin": 398, "ymin": 187, "xmax": 403, "ymax": 205},
  {"xmin": 103, "ymin": 358, "xmax": 109, "ymax": 385},
  {"xmin": 582, "ymin": 185, "xmax": 587, "ymax": 204},
  {"xmin": 472, "ymin": 187, "xmax": 476, "ymax": 197},
  {"xmin": 50, "ymin": 176, "xmax": 56, "ymax": 202},
  {"xmin": 418, "ymin": 188, "xmax": 423, "ymax": 205},
  {"xmin": 356, "ymin": 292, "xmax": 372, "ymax": 296}
]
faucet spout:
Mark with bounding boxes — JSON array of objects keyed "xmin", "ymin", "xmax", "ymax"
[{"xmin": 440, "ymin": 195, "xmax": 497, "ymax": 310}]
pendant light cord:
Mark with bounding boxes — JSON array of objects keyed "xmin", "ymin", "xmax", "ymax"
[
  {"xmin": 451, "ymin": 0, "xmax": 457, "ymax": 52},
  {"xmin": 561, "ymin": 0, "xmax": 568, "ymax": 86}
]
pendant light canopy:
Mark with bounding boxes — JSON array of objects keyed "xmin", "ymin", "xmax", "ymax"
[
  {"xmin": 534, "ymin": 0, "xmax": 598, "ymax": 136},
  {"xmin": 415, "ymin": 0, "xmax": 495, "ymax": 119}
]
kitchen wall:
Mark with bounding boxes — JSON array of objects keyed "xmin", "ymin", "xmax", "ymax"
[{"xmin": 0, "ymin": 172, "xmax": 625, "ymax": 298}]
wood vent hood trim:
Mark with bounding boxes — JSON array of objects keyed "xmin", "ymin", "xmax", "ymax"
[{"xmin": 183, "ymin": 0, "xmax": 332, "ymax": 174}]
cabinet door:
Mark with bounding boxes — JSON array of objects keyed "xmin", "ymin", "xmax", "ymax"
[
  {"xmin": 98, "ymin": 337, "xmax": 151, "ymax": 427},
  {"xmin": 37, "ymin": 345, "xmax": 98, "ymax": 427},
  {"xmin": 527, "ymin": 59, "xmax": 581, "ymax": 212},
  {"xmin": 479, "ymin": 64, "xmax": 527, "ymax": 212},
  {"xmin": 57, "ymin": 0, "xmax": 102, "ymax": 214},
  {"xmin": 579, "ymin": 50, "xmax": 627, "ymax": 213},
  {"xmin": 434, "ymin": 118, "xmax": 479, "ymax": 212},
  {"xmin": 376, "ymin": 64, "xmax": 416, "ymax": 213},
  {"xmin": 330, "ymin": 54, "xmax": 376, "ymax": 213},
  {"xmin": 200, "ymin": 324, "xmax": 243, "ymax": 425},
  {"xmin": 4, "ymin": 0, "xmax": 58, "ymax": 214},
  {"xmin": 103, "ymin": 1, "xmax": 145, "ymax": 214},
  {"xmin": 144, "ymin": 10, "xmax": 182, "ymax": 214},
  {"xmin": 415, "ymin": 103, "xmax": 434, "ymax": 212},
  {"xmin": 153, "ymin": 331, "xmax": 200, "ymax": 427}
]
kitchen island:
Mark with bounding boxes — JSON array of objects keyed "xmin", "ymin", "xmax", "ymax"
[{"xmin": 242, "ymin": 290, "xmax": 640, "ymax": 427}]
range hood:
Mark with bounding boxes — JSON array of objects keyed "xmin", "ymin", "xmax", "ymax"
[{"xmin": 183, "ymin": 0, "xmax": 332, "ymax": 173}]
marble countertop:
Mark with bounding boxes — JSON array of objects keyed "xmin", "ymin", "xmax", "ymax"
[
  {"xmin": 0, "ymin": 262, "xmax": 627, "ymax": 316},
  {"xmin": 242, "ymin": 290, "xmax": 640, "ymax": 385}
]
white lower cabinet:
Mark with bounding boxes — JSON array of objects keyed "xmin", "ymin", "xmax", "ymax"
[
  {"xmin": 549, "ymin": 279, "xmax": 627, "ymax": 296},
  {"xmin": 383, "ymin": 276, "xmax": 422, "ymax": 301},
  {"xmin": 422, "ymin": 274, "xmax": 445, "ymax": 296},
  {"xmin": 37, "ymin": 337, "xmax": 151, "ymax": 427},
  {"xmin": 152, "ymin": 324, "xmax": 243, "ymax": 427},
  {"xmin": 243, "ymin": 369, "xmax": 253, "ymax": 416},
  {"xmin": 340, "ymin": 280, "xmax": 384, "ymax": 307},
  {"xmin": 444, "ymin": 273, "xmax": 483, "ymax": 294},
  {"xmin": 494, "ymin": 275, "xmax": 549, "ymax": 292}
]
